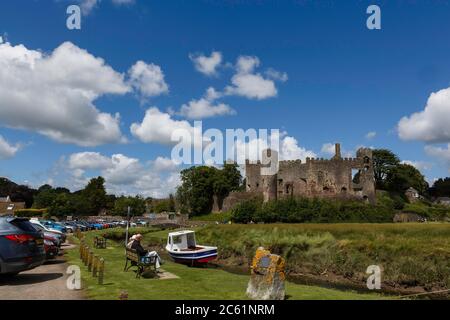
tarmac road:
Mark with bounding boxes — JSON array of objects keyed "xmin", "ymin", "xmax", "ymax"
[{"xmin": 0, "ymin": 243, "xmax": 84, "ymax": 300}]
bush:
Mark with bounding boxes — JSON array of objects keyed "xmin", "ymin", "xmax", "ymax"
[
  {"xmin": 14, "ymin": 209, "xmax": 47, "ymax": 218},
  {"xmin": 101, "ymin": 227, "xmax": 159, "ymax": 241},
  {"xmin": 231, "ymin": 199, "xmax": 261, "ymax": 223},
  {"xmin": 231, "ymin": 197, "xmax": 395, "ymax": 223}
]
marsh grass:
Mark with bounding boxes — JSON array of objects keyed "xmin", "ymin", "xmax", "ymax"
[{"xmin": 186, "ymin": 223, "xmax": 450, "ymax": 290}]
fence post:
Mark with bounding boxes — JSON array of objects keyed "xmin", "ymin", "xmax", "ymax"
[
  {"xmin": 84, "ymin": 246, "xmax": 89, "ymax": 266},
  {"xmin": 81, "ymin": 245, "xmax": 85, "ymax": 263},
  {"xmin": 81, "ymin": 245, "xmax": 85, "ymax": 264},
  {"xmin": 88, "ymin": 250, "xmax": 93, "ymax": 272},
  {"xmin": 98, "ymin": 258, "xmax": 105, "ymax": 285},
  {"xmin": 92, "ymin": 255, "xmax": 98, "ymax": 277}
]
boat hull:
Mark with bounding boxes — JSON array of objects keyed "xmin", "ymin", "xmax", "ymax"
[{"xmin": 167, "ymin": 247, "xmax": 217, "ymax": 265}]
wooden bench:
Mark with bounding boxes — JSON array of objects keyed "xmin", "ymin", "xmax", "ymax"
[
  {"xmin": 124, "ymin": 248, "xmax": 157, "ymax": 279},
  {"xmin": 94, "ymin": 236, "xmax": 107, "ymax": 249}
]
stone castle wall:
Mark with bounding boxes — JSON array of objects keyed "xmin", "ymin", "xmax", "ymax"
[{"xmin": 214, "ymin": 143, "xmax": 376, "ymax": 212}]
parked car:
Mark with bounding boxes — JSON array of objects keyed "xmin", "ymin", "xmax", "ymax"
[
  {"xmin": 136, "ymin": 220, "xmax": 148, "ymax": 227},
  {"xmin": 0, "ymin": 217, "xmax": 46, "ymax": 275},
  {"xmin": 44, "ymin": 235, "xmax": 59, "ymax": 260},
  {"xmin": 41, "ymin": 221, "xmax": 67, "ymax": 233},
  {"xmin": 30, "ymin": 220, "xmax": 66, "ymax": 244},
  {"xmin": 61, "ymin": 222, "xmax": 76, "ymax": 233}
]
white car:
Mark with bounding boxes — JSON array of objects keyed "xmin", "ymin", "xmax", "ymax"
[{"xmin": 30, "ymin": 220, "xmax": 66, "ymax": 243}]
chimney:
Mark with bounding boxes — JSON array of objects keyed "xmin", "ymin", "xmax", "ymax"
[{"xmin": 334, "ymin": 143, "xmax": 342, "ymax": 159}]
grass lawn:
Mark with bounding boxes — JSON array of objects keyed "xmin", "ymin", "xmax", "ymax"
[{"xmin": 66, "ymin": 230, "xmax": 385, "ymax": 300}]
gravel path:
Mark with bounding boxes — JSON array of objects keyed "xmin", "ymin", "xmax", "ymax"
[{"xmin": 0, "ymin": 243, "xmax": 84, "ymax": 300}]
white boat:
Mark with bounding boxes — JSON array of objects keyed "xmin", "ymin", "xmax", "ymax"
[{"xmin": 165, "ymin": 230, "xmax": 217, "ymax": 265}]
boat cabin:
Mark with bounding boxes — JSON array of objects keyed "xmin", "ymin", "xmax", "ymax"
[{"xmin": 167, "ymin": 230, "xmax": 199, "ymax": 252}]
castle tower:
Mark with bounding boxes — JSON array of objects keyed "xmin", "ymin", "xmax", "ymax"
[
  {"xmin": 332, "ymin": 143, "xmax": 342, "ymax": 160},
  {"xmin": 261, "ymin": 149, "xmax": 278, "ymax": 203},
  {"xmin": 356, "ymin": 147, "xmax": 376, "ymax": 204}
]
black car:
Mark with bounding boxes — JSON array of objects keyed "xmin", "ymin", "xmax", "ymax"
[{"xmin": 0, "ymin": 217, "xmax": 46, "ymax": 275}]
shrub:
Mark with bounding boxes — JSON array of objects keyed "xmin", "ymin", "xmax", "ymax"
[
  {"xmin": 101, "ymin": 227, "xmax": 158, "ymax": 241},
  {"xmin": 231, "ymin": 197, "xmax": 395, "ymax": 223},
  {"xmin": 14, "ymin": 209, "xmax": 47, "ymax": 218},
  {"xmin": 231, "ymin": 199, "xmax": 261, "ymax": 223}
]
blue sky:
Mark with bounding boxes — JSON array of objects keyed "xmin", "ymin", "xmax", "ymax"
[{"xmin": 1, "ymin": 0, "xmax": 450, "ymax": 197}]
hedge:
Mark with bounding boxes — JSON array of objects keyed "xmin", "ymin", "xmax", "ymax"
[
  {"xmin": 14, "ymin": 209, "xmax": 47, "ymax": 218},
  {"xmin": 231, "ymin": 197, "xmax": 395, "ymax": 223}
]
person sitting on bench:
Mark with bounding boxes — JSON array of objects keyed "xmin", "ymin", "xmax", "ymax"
[
  {"xmin": 128, "ymin": 234, "xmax": 162, "ymax": 268},
  {"xmin": 129, "ymin": 234, "xmax": 147, "ymax": 256}
]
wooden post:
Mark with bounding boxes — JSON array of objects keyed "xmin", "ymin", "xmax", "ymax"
[
  {"xmin": 79, "ymin": 240, "xmax": 85, "ymax": 259},
  {"xmin": 84, "ymin": 246, "xmax": 89, "ymax": 266},
  {"xmin": 98, "ymin": 258, "xmax": 105, "ymax": 285},
  {"xmin": 92, "ymin": 255, "xmax": 98, "ymax": 277},
  {"xmin": 88, "ymin": 251, "xmax": 93, "ymax": 272}
]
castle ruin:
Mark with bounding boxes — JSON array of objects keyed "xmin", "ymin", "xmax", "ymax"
[{"xmin": 218, "ymin": 143, "xmax": 376, "ymax": 212}]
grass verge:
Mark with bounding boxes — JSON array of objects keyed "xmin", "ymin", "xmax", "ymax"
[{"xmin": 66, "ymin": 229, "xmax": 385, "ymax": 300}]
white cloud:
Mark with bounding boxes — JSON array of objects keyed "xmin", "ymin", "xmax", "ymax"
[
  {"xmin": 189, "ymin": 51, "xmax": 222, "ymax": 76},
  {"xmin": 65, "ymin": 152, "xmax": 181, "ymax": 197},
  {"xmin": 279, "ymin": 136, "xmax": 316, "ymax": 161},
  {"xmin": 79, "ymin": 0, "xmax": 135, "ymax": 15},
  {"xmin": 68, "ymin": 152, "xmax": 113, "ymax": 170},
  {"xmin": 0, "ymin": 135, "xmax": 20, "ymax": 159},
  {"xmin": 80, "ymin": 0, "xmax": 99, "ymax": 14},
  {"xmin": 401, "ymin": 160, "xmax": 432, "ymax": 172},
  {"xmin": 321, "ymin": 143, "xmax": 336, "ymax": 155},
  {"xmin": 0, "ymin": 36, "xmax": 3, "ymax": 44},
  {"xmin": 0, "ymin": 41, "xmax": 130, "ymax": 146},
  {"xmin": 225, "ymin": 55, "xmax": 284, "ymax": 100},
  {"xmin": 128, "ymin": 61, "xmax": 169, "ymax": 99},
  {"xmin": 130, "ymin": 107, "xmax": 195, "ymax": 145},
  {"xmin": 239, "ymin": 56, "xmax": 261, "ymax": 72},
  {"xmin": 151, "ymin": 156, "xmax": 179, "ymax": 172},
  {"xmin": 179, "ymin": 87, "xmax": 235, "ymax": 119},
  {"xmin": 265, "ymin": 68, "xmax": 288, "ymax": 82},
  {"xmin": 235, "ymin": 133, "xmax": 316, "ymax": 163},
  {"xmin": 398, "ymin": 87, "xmax": 450, "ymax": 143},
  {"xmin": 425, "ymin": 144, "xmax": 450, "ymax": 164},
  {"xmin": 365, "ymin": 131, "xmax": 377, "ymax": 140}
]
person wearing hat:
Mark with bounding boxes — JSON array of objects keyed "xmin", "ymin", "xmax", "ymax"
[{"xmin": 129, "ymin": 234, "xmax": 147, "ymax": 257}]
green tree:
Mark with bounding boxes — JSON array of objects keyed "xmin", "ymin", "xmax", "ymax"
[
  {"xmin": 213, "ymin": 163, "xmax": 242, "ymax": 199},
  {"xmin": 176, "ymin": 166, "xmax": 217, "ymax": 216},
  {"xmin": 386, "ymin": 164, "xmax": 429, "ymax": 195},
  {"xmin": 33, "ymin": 189, "xmax": 57, "ymax": 209},
  {"xmin": 113, "ymin": 196, "xmax": 146, "ymax": 216},
  {"xmin": 168, "ymin": 194, "xmax": 176, "ymax": 212},
  {"xmin": 429, "ymin": 177, "xmax": 450, "ymax": 198},
  {"xmin": 372, "ymin": 149, "xmax": 400, "ymax": 189},
  {"xmin": 81, "ymin": 177, "xmax": 107, "ymax": 215},
  {"xmin": 48, "ymin": 193, "xmax": 75, "ymax": 217},
  {"xmin": 176, "ymin": 164, "xmax": 243, "ymax": 216}
]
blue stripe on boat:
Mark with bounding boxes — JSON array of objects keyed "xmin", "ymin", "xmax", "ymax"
[{"xmin": 169, "ymin": 249, "xmax": 217, "ymax": 259}]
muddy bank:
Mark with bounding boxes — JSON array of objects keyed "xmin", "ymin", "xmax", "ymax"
[{"xmin": 209, "ymin": 258, "xmax": 449, "ymax": 299}]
